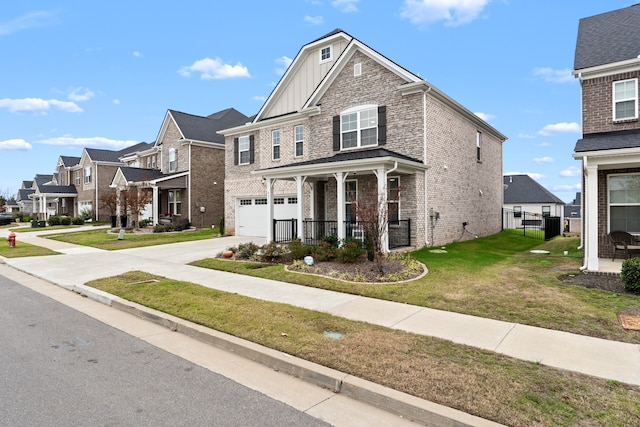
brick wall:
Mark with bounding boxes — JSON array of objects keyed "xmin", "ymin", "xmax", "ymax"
[
  {"xmin": 190, "ymin": 144, "xmax": 225, "ymax": 227},
  {"xmin": 581, "ymin": 71, "xmax": 640, "ymax": 134}
]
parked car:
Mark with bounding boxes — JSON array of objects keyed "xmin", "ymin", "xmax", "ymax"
[{"xmin": 0, "ymin": 212, "xmax": 14, "ymax": 226}]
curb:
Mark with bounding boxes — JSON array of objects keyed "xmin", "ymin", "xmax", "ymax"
[{"xmin": 74, "ymin": 283, "xmax": 504, "ymax": 427}]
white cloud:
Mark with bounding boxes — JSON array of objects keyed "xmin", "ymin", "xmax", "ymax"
[
  {"xmin": 113, "ymin": 99, "xmax": 120, "ymax": 105},
  {"xmin": 304, "ymin": 15, "xmax": 324, "ymax": 25},
  {"xmin": 0, "ymin": 97, "xmax": 82, "ymax": 113},
  {"xmin": 332, "ymin": 0, "xmax": 359, "ymax": 12},
  {"xmin": 133, "ymin": 51, "xmax": 142, "ymax": 58},
  {"xmin": 67, "ymin": 87, "xmax": 95, "ymax": 102},
  {"xmin": 504, "ymin": 172, "xmax": 545, "ymax": 180},
  {"xmin": 0, "ymin": 138, "xmax": 32, "ymax": 150},
  {"xmin": 178, "ymin": 58, "xmax": 250, "ymax": 80},
  {"xmin": 533, "ymin": 156, "xmax": 554, "ymax": 163},
  {"xmin": 533, "ymin": 67, "xmax": 574, "ymax": 84},
  {"xmin": 253, "ymin": 96, "xmax": 267, "ymax": 101},
  {"xmin": 552, "ymin": 184, "xmax": 581, "ymax": 192},
  {"xmin": 0, "ymin": 10, "xmax": 55, "ymax": 36},
  {"xmin": 474, "ymin": 112, "xmax": 494, "ymax": 121},
  {"xmin": 275, "ymin": 56, "xmax": 293, "ymax": 75},
  {"xmin": 517, "ymin": 133, "xmax": 536, "ymax": 139},
  {"xmin": 538, "ymin": 142, "xmax": 551, "ymax": 147},
  {"xmin": 560, "ymin": 166, "xmax": 581, "ymax": 177},
  {"xmin": 537, "ymin": 122, "xmax": 580, "ymax": 136},
  {"xmin": 400, "ymin": 0, "xmax": 490, "ymax": 26},
  {"xmin": 37, "ymin": 136, "xmax": 139, "ymax": 149}
]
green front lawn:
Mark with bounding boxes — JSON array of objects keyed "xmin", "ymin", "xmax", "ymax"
[
  {"xmin": 46, "ymin": 227, "xmax": 220, "ymax": 250},
  {"xmin": 192, "ymin": 230, "xmax": 640, "ymax": 344}
]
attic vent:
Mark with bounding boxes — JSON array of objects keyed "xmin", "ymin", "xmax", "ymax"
[{"xmin": 354, "ymin": 62, "xmax": 362, "ymax": 77}]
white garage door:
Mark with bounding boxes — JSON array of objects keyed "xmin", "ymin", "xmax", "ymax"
[{"xmin": 236, "ymin": 196, "xmax": 298, "ymax": 237}]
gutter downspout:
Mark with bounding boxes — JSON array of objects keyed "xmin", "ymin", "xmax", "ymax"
[
  {"xmin": 579, "ymin": 155, "xmax": 587, "ymax": 270},
  {"xmin": 423, "ymin": 86, "xmax": 432, "ymax": 247}
]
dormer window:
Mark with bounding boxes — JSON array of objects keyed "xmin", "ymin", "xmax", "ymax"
[
  {"xmin": 613, "ymin": 78, "xmax": 638, "ymax": 121},
  {"xmin": 320, "ymin": 46, "xmax": 332, "ymax": 63}
]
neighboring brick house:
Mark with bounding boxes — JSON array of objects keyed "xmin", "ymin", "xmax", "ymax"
[
  {"xmin": 503, "ymin": 174, "xmax": 565, "ymax": 226},
  {"xmin": 24, "ymin": 174, "xmax": 77, "ymax": 220},
  {"xmin": 72, "ymin": 142, "xmax": 152, "ymax": 220},
  {"xmin": 220, "ymin": 29, "xmax": 506, "ymax": 249},
  {"xmin": 572, "ymin": 4, "xmax": 640, "ymax": 271},
  {"xmin": 111, "ymin": 108, "xmax": 248, "ymax": 227}
]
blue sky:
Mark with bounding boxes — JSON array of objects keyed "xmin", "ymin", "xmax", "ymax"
[{"xmin": 0, "ymin": 0, "xmax": 634, "ymax": 203}]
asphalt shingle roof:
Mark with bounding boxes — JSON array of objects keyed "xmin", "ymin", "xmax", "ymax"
[
  {"xmin": 118, "ymin": 167, "xmax": 166, "ymax": 183},
  {"xmin": 18, "ymin": 189, "xmax": 34, "ymax": 201},
  {"xmin": 259, "ymin": 147, "xmax": 423, "ymax": 172},
  {"xmin": 171, "ymin": 108, "xmax": 249, "ymax": 144},
  {"xmin": 574, "ymin": 4, "xmax": 640, "ymax": 70},
  {"xmin": 504, "ymin": 175, "xmax": 565, "ymax": 205},
  {"xmin": 574, "ymin": 128, "xmax": 640, "ymax": 152},
  {"xmin": 59, "ymin": 156, "xmax": 80, "ymax": 167},
  {"xmin": 86, "ymin": 142, "xmax": 153, "ymax": 163},
  {"xmin": 38, "ymin": 185, "xmax": 78, "ymax": 195}
]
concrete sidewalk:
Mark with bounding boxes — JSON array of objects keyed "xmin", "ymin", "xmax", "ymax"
[{"xmin": 2, "ymin": 232, "xmax": 640, "ymax": 394}]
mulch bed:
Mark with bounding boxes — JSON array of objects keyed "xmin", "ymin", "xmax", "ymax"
[
  {"xmin": 562, "ymin": 273, "xmax": 629, "ymax": 294},
  {"xmin": 295, "ymin": 257, "xmax": 425, "ymax": 283}
]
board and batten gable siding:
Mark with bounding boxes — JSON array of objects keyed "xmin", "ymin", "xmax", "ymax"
[
  {"xmin": 580, "ymin": 70, "xmax": 640, "ymax": 135},
  {"xmin": 261, "ymin": 38, "xmax": 350, "ymax": 119}
]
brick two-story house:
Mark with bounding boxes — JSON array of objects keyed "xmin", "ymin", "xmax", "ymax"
[
  {"xmin": 572, "ymin": 4, "xmax": 640, "ymax": 271},
  {"xmin": 111, "ymin": 108, "xmax": 248, "ymax": 227},
  {"xmin": 221, "ymin": 29, "xmax": 506, "ymax": 250}
]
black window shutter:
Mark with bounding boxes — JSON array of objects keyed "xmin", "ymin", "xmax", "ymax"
[
  {"xmin": 332, "ymin": 115, "xmax": 340, "ymax": 151},
  {"xmin": 378, "ymin": 106, "xmax": 387, "ymax": 145},
  {"xmin": 249, "ymin": 135, "xmax": 255, "ymax": 164},
  {"xmin": 233, "ymin": 138, "xmax": 239, "ymax": 165}
]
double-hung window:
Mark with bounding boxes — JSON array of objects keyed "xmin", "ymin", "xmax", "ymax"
[
  {"xmin": 513, "ymin": 206, "xmax": 522, "ymax": 218},
  {"xmin": 294, "ymin": 125, "xmax": 304, "ymax": 157},
  {"xmin": 388, "ymin": 176, "xmax": 400, "ymax": 224},
  {"xmin": 341, "ymin": 106, "xmax": 378, "ymax": 149},
  {"xmin": 84, "ymin": 166, "xmax": 92, "ymax": 184},
  {"xmin": 239, "ymin": 136, "xmax": 250, "ymax": 165},
  {"xmin": 613, "ymin": 78, "xmax": 638, "ymax": 121},
  {"xmin": 542, "ymin": 206, "xmax": 551, "ymax": 217},
  {"xmin": 75, "ymin": 171, "xmax": 80, "ymax": 186},
  {"xmin": 476, "ymin": 131, "xmax": 482, "ymax": 162},
  {"xmin": 272, "ymin": 130, "xmax": 280, "ymax": 160},
  {"xmin": 168, "ymin": 190, "xmax": 181, "ymax": 215},
  {"xmin": 609, "ymin": 174, "xmax": 640, "ymax": 233},
  {"xmin": 345, "ymin": 180, "xmax": 357, "ymax": 223},
  {"xmin": 168, "ymin": 148, "xmax": 178, "ymax": 172}
]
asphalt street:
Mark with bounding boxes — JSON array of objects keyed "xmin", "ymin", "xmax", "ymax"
[{"xmin": 0, "ymin": 272, "xmax": 331, "ymax": 427}]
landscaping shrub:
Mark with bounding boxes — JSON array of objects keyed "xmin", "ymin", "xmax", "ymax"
[
  {"xmin": 287, "ymin": 239, "xmax": 313, "ymax": 260},
  {"xmin": 235, "ymin": 242, "xmax": 259, "ymax": 259},
  {"xmin": 48, "ymin": 216, "xmax": 61, "ymax": 226},
  {"xmin": 621, "ymin": 258, "xmax": 640, "ymax": 293},
  {"xmin": 154, "ymin": 223, "xmax": 174, "ymax": 233},
  {"xmin": 257, "ymin": 241, "xmax": 290, "ymax": 263},
  {"xmin": 174, "ymin": 219, "xmax": 192, "ymax": 231},
  {"xmin": 23, "ymin": 215, "xmax": 32, "ymax": 223},
  {"xmin": 139, "ymin": 219, "xmax": 151, "ymax": 228},
  {"xmin": 336, "ymin": 238, "xmax": 364, "ymax": 263},
  {"xmin": 321, "ymin": 234, "xmax": 339, "ymax": 248},
  {"xmin": 313, "ymin": 241, "xmax": 337, "ymax": 262},
  {"xmin": 60, "ymin": 216, "xmax": 72, "ymax": 226},
  {"xmin": 71, "ymin": 217, "xmax": 85, "ymax": 225}
]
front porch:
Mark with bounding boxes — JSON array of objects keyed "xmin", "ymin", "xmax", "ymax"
[{"xmin": 273, "ymin": 218, "xmax": 412, "ymax": 249}]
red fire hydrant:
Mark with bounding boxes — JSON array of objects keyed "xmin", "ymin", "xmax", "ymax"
[{"xmin": 7, "ymin": 231, "xmax": 16, "ymax": 248}]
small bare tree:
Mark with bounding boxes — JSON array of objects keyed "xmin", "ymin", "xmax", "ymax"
[
  {"xmin": 99, "ymin": 191, "xmax": 118, "ymax": 217},
  {"xmin": 351, "ymin": 182, "xmax": 401, "ymax": 273},
  {"xmin": 122, "ymin": 187, "xmax": 152, "ymax": 229}
]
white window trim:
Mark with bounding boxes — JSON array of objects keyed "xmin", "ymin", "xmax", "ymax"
[
  {"xmin": 340, "ymin": 105, "xmax": 378, "ymax": 151},
  {"xmin": 168, "ymin": 148, "xmax": 178, "ymax": 172},
  {"xmin": 613, "ymin": 78, "xmax": 638, "ymax": 121},
  {"xmin": 84, "ymin": 166, "xmax": 92, "ymax": 184},
  {"xmin": 272, "ymin": 130, "xmax": 280, "ymax": 161},
  {"xmin": 168, "ymin": 189, "xmax": 181, "ymax": 215},
  {"xmin": 388, "ymin": 176, "xmax": 401, "ymax": 224},
  {"xmin": 608, "ymin": 172, "xmax": 640, "ymax": 233},
  {"xmin": 239, "ymin": 135, "xmax": 250, "ymax": 165},
  {"xmin": 476, "ymin": 131, "xmax": 482, "ymax": 162},
  {"xmin": 320, "ymin": 45, "xmax": 332, "ymax": 63},
  {"xmin": 294, "ymin": 125, "xmax": 303, "ymax": 157}
]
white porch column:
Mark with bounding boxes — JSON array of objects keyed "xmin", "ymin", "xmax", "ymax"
[
  {"xmin": 374, "ymin": 168, "xmax": 389, "ymax": 252},
  {"xmin": 266, "ymin": 178, "xmax": 275, "ymax": 243},
  {"xmin": 32, "ymin": 197, "xmax": 37, "ymax": 219},
  {"xmin": 295, "ymin": 176, "xmax": 306, "ymax": 241},
  {"xmin": 585, "ymin": 163, "xmax": 599, "ymax": 271},
  {"xmin": 152, "ymin": 186, "xmax": 159, "ymax": 225},
  {"xmin": 335, "ymin": 172, "xmax": 346, "ymax": 242},
  {"xmin": 42, "ymin": 195, "xmax": 48, "ymax": 220}
]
